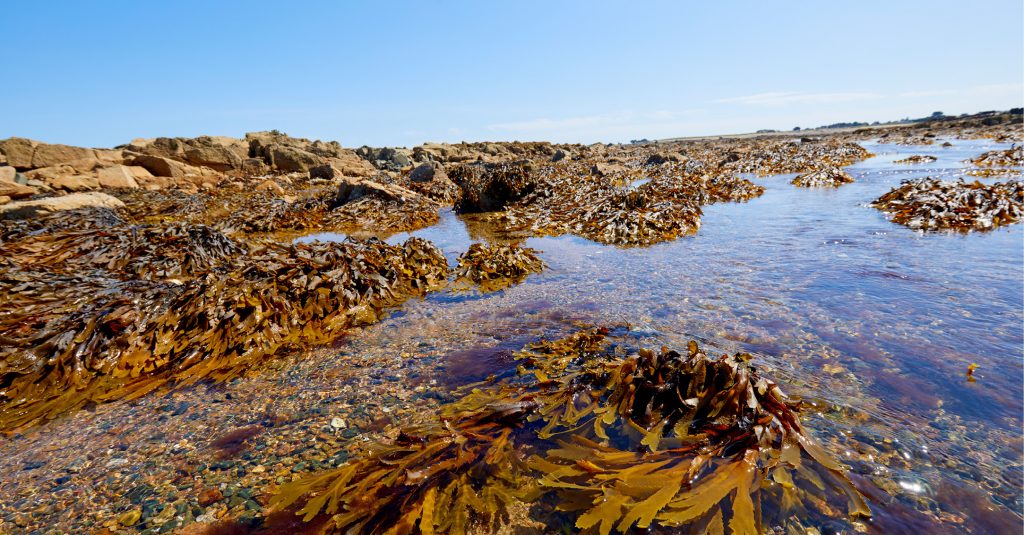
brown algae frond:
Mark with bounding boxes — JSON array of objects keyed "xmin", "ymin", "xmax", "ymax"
[
  {"xmin": 271, "ymin": 328, "xmax": 870, "ymax": 534},
  {"xmin": 453, "ymin": 242, "xmax": 545, "ymax": 292}
]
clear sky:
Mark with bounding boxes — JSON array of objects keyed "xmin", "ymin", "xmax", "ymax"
[{"xmin": 3, "ymin": 1, "xmax": 1022, "ymax": 148}]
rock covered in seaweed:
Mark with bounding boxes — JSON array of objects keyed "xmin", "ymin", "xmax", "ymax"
[
  {"xmin": 0, "ymin": 237, "xmax": 449, "ymax": 431},
  {"xmin": 969, "ymin": 144, "xmax": 1023, "ymax": 168},
  {"xmin": 271, "ymin": 328, "xmax": 870, "ymax": 534},
  {"xmin": 453, "ymin": 242, "xmax": 545, "ymax": 292},
  {"xmin": 872, "ymin": 178, "xmax": 1023, "ymax": 231},
  {"xmin": 894, "ymin": 154, "xmax": 938, "ymax": 164},
  {"xmin": 791, "ymin": 166, "xmax": 855, "ymax": 188}
]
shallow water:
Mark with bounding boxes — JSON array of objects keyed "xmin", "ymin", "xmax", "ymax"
[
  {"xmin": 301, "ymin": 138, "xmax": 1024, "ymax": 531},
  {"xmin": 2, "ymin": 139, "xmax": 1020, "ymax": 533}
]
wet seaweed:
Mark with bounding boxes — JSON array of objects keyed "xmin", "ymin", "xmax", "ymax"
[
  {"xmin": 791, "ymin": 167, "xmax": 855, "ymax": 188},
  {"xmin": 872, "ymin": 178, "xmax": 1023, "ymax": 231},
  {"xmin": 272, "ymin": 328, "xmax": 869, "ymax": 534},
  {"xmin": 0, "ymin": 238, "xmax": 449, "ymax": 432},
  {"xmin": 453, "ymin": 242, "xmax": 545, "ymax": 292},
  {"xmin": 893, "ymin": 155, "xmax": 937, "ymax": 164}
]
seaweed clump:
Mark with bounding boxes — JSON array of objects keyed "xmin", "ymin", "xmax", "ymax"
[
  {"xmin": 790, "ymin": 167, "xmax": 855, "ymax": 188},
  {"xmin": 872, "ymin": 178, "xmax": 1023, "ymax": 231},
  {"xmin": 894, "ymin": 154, "xmax": 937, "ymax": 164},
  {"xmin": 0, "ymin": 238, "xmax": 449, "ymax": 431},
  {"xmin": 453, "ymin": 242, "xmax": 545, "ymax": 292},
  {"xmin": 271, "ymin": 328, "xmax": 869, "ymax": 534},
  {"xmin": 969, "ymin": 145, "xmax": 1023, "ymax": 168},
  {"xmin": 0, "ymin": 223, "xmax": 246, "ymax": 280}
]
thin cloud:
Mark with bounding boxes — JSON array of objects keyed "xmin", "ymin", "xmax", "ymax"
[
  {"xmin": 714, "ymin": 91, "xmax": 882, "ymax": 106},
  {"xmin": 488, "ymin": 110, "xmax": 703, "ymax": 133}
]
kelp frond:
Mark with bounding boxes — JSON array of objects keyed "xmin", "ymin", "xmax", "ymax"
[{"xmin": 272, "ymin": 328, "xmax": 870, "ymax": 534}]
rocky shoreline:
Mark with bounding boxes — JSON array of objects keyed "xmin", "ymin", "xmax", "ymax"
[{"xmin": 0, "ymin": 112, "xmax": 1022, "ymax": 534}]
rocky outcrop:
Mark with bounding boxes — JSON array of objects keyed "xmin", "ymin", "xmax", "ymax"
[
  {"xmin": 356, "ymin": 146, "xmax": 413, "ymax": 171},
  {"xmin": 448, "ymin": 162, "xmax": 536, "ymax": 213},
  {"xmin": 243, "ymin": 132, "xmax": 377, "ymax": 177},
  {"xmin": 125, "ymin": 136, "xmax": 247, "ymax": 171},
  {"xmin": 0, "ymin": 192, "xmax": 125, "ymax": 220}
]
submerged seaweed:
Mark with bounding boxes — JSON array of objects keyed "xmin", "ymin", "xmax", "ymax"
[{"xmin": 272, "ymin": 328, "xmax": 869, "ymax": 534}]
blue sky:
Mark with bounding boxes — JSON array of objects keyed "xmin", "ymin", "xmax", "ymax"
[{"xmin": 3, "ymin": 1, "xmax": 1021, "ymax": 147}]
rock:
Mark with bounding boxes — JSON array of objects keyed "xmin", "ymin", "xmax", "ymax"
[
  {"xmin": 357, "ymin": 146, "xmax": 413, "ymax": 171},
  {"xmin": 267, "ymin": 145, "xmax": 322, "ymax": 173},
  {"xmin": 183, "ymin": 144, "xmax": 243, "ymax": 172},
  {"xmin": 0, "ymin": 166, "xmax": 16, "ymax": 183},
  {"xmin": 551, "ymin": 149, "xmax": 571, "ymax": 162},
  {"xmin": 0, "ymin": 196, "xmax": 10, "ymax": 205},
  {"xmin": 590, "ymin": 162, "xmax": 624, "ymax": 177},
  {"xmin": 197, "ymin": 488, "xmax": 223, "ymax": 507},
  {"xmin": 0, "ymin": 180, "xmax": 37, "ymax": 199},
  {"xmin": 49, "ymin": 174, "xmax": 100, "ymax": 192},
  {"xmin": 118, "ymin": 510, "xmax": 142, "ymax": 527},
  {"xmin": 241, "ymin": 158, "xmax": 268, "ymax": 176},
  {"xmin": 96, "ymin": 165, "xmax": 141, "ymax": 189},
  {"xmin": 336, "ymin": 176, "xmax": 422, "ymax": 205},
  {"xmin": 31, "ymin": 143, "xmax": 96, "ymax": 169},
  {"xmin": 0, "ymin": 137, "xmax": 38, "ymax": 169},
  {"xmin": 128, "ymin": 154, "xmax": 190, "ymax": 178},
  {"xmin": 645, "ymin": 152, "xmax": 681, "ymax": 165},
  {"xmin": 0, "ymin": 192, "xmax": 125, "ymax": 220},
  {"xmin": 65, "ymin": 157, "xmax": 103, "ymax": 173},
  {"xmin": 309, "ymin": 164, "xmax": 341, "ymax": 180},
  {"xmin": 409, "ymin": 162, "xmax": 446, "ymax": 183},
  {"xmin": 94, "ymin": 149, "xmax": 125, "ymax": 164},
  {"xmin": 449, "ymin": 162, "xmax": 535, "ymax": 213},
  {"xmin": 255, "ymin": 179, "xmax": 285, "ymax": 195}
]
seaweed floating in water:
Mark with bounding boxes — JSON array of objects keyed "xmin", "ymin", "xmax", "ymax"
[
  {"xmin": 872, "ymin": 177, "xmax": 1023, "ymax": 231},
  {"xmin": 272, "ymin": 328, "xmax": 869, "ymax": 534},
  {"xmin": 0, "ymin": 238, "xmax": 449, "ymax": 432},
  {"xmin": 790, "ymin": 167, "xmax": 855, "ymax": 188},
  {"xmin": 453, "ymin": 242, "xmax": 545, "ymax": 292}
]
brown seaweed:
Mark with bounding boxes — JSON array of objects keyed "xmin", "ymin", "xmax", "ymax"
[
  {"xmin": 0, "ymin": 238, "xmax": 449, "ymax": 432},
  {"xmin": 872, "ymin": 178, "xmax": 1023, "ymax": 231},
  {"xmin": 272, "ymin": 328, "xmax": 869, "ymax": 534},
  {"xmin": 791, "ymin": 167, "xmax": 855, "ymax": 188},
  {"xmin": 453, "ymin": 242, "xmax": 545, "ymax": 292}
]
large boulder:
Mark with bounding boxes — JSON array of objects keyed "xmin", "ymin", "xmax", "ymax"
[
  {"xmin": 0, "ymin": 192, "xmax": 125, "ymax": 220},
  {"xmin": 183, "ymin": 144, "xmax": 243, "ymax": 171},
  {"xmin": 96, "ymin": 165, "xmax": 141, "ymax": 189},
  {"xmin": 448, "ymin": 162, "xmax": 535, "ymax": 213},
  {"xmin": 32, "ymin": 143, "xmax": 96, "ymax": 168},
  {"xmin": 0, "ymin": 138, "xmax": 38, "ymax": 169},
  {"xmin": 0, "ymin": 180, "xmax": 36, "ymax": 199},
  {"xmin": 409, "ymin": 161, "xmax": 446, "ymax": 183},
  {"xmin": 128, "ymin": 154, "xmax": 191, "ymax": 178},
  {"xmin": 266, "ymin": 145, "xmax": 322, "ymax": 173}
]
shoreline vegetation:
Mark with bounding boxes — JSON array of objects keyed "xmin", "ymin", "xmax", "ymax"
[{"xmin": 0, "ymin": 109, "xmax": 1021, "ymax": 533}]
